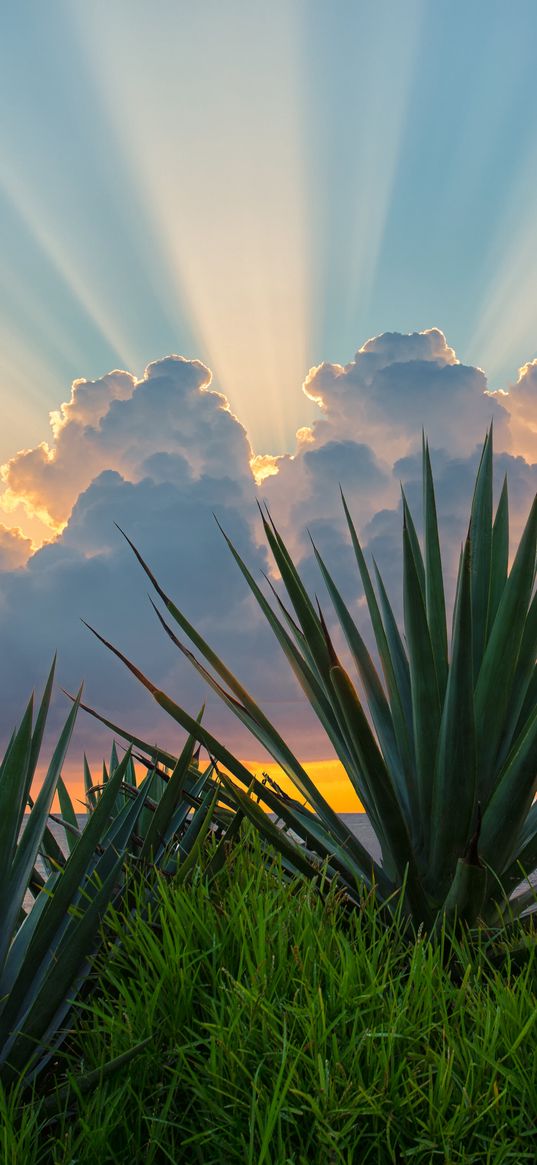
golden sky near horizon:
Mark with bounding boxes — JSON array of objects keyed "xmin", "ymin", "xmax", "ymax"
[{"xmin": 54, "ymin": 759, "xmax": 363, "ymax": 817}]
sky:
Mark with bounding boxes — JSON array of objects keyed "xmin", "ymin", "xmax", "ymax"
[{"xmin": 0, "ymin": 2, "xmax": 536, "ymax": 809}]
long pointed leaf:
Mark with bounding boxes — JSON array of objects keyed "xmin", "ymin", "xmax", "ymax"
[
  {"xmin": 423, "ymin": 439, "xmax": 448, "ymax": 695},
  {"xmin": 486, "ymin": 474, "xmax": 509, "ymax": 639},
  {"xmin": 430, "ymin": 535, "xmax": 476, "ymax": 893},
  {"xmin": 311, "ymin": 537, "xmax": 409, "ymax": 818},
  {"xmin": 469, "ymin": 426, "xmax": 493, "ymax": 676},
  {"xmin": 475, "ymin": 491, "xmax": 537, "ymax": 795},
  {"xmin": 403, "ymin": 516, "xmax": 440, "ymax": 829},
  {"xmin": 480, "ymin": 702, "xmax": 537, "ymax": 874}
]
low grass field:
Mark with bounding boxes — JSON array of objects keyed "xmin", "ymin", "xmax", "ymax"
[{"xmin": 3, "ymin": 831, "xmax": 536, "ymax": 1165}]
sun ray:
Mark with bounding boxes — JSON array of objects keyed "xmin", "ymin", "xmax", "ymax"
[
  {"xmin": 71, "ymin": 1, "xmax": 313, "ymax": 456},
  {"xmin": 304, "ymin": 0, "xmax": 423, "ymax": 356},
  {"xmin": 467, "ymin": 144, "xmax": 537, "ymax": 386}
]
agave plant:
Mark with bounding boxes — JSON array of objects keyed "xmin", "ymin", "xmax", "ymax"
[
  {"xmin": 0, "ymin": 662, "xmax": 238, "ymax": 1091},
  {"xmin": 86, "ymin": 427, "xmax": 537, "ymax": 931}
]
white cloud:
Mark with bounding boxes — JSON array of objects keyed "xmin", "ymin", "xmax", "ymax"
[
  {"xmin": 299, "ymin": 328, "xmax": 510, "ymax": 465},
  {"xmin": 0, "ymin": 355, "xmax": 252, "ymax": 532}
]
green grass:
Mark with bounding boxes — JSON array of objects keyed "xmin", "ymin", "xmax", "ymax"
[{"xmin": 3, "ymin": 831, "xmax": 537, "ymax": 1165}]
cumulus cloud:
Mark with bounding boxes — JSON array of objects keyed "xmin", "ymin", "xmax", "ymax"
[
  {"xmin": 0, "ymin": 524, "xmax": 32, "ymax": 571},
  {"xmin": 299, "ymin": 328, "xmax": 510, "ymax": 464},
  {"xmin": 258, "ymin": 328, "xmax": 518, "ymax": 561},
  {"xmin": 1, "ymin": 356, "xmax": 252, "ymax": 532},
  {"xmin": 0, "ymin": 330, "xmax": 535, "ymax": 772},
  {"xmin": 0, "ymin": 358, "xmax": 313, "ymax": 761}
]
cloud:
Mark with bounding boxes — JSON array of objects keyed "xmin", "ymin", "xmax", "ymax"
[
  {"xmin": 258, "ymin": 328, "xmax": 518, "ymax": 563},
  {"xmin": 299, "ymin": 328, "xmax": 510, "ymax": 464},
  {"xmin": 0, "ymin": 330, "xmax": 535, "ymax": 773},
  {"xmin": 0, "ymin": 356, "xmax": 252, "ymax": 532},
  {"xmin": 0, "ymin": 524, "xmax": 32, "ymax": 571},
  {"xmin": 490, "ymin": 359, "xmax": 537, "ymax": 463},
  {"xmin": 0, "ymin": 463, "xmax": 313, "ymax": 763}
]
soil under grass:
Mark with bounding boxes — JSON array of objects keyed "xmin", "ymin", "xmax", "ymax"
[{"xmin": 3, "ymin": 832, "xmax": 537, "ymax": 1164}]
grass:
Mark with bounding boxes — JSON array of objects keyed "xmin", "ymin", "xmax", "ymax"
[{"xmin": 2, "ymin": 829, "xmax": 537, "ymax": 1165}]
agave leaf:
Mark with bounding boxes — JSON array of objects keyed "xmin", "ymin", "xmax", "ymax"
[
  {"xmin": 500, "ymin": 824, "xmax": 537, "ymax": 897},
  {"xmin": 430, "ymin": 534, "xmax": 476, "ymax": 893},
  {"xmin": 212, "ymin": 521, "xmax": 346, "ymax": 754},
  {"xmin": 2, "ymin": 691, "xmax": 82, "ymax": 951},
  {"xmin": 172, "ymin": 786, "xmax": 220, "ymax": 881},
  {"xmin": 47, "ymin": 812, "xmax": 82, "ymax": 844},
  {"xmin": 152, "ymin": 597, "xmax": 371, "ymax": 829},
  {"xmin": 480, "ymin": 702, "xmax": 537, "ymax": 874},
  {"xmin": 27, "ymin": 866, "xmax": 46, "ymax": 898},
  {"xmin": 235, "ymin": 764, "xmax": 388, "ymax": 891},
  {"xmin": 0, "ymin": 873, "xmax": 62, "ymax": 999},
  {"xmin": 0, "ymin": 696, "xmax": 81, "ymax": 978},
  {"xmin": 256, "ymin": 506, "xmax": 333, "ymax": 682},
  {"xmin": 502, "ymin": 844, "xmax": 537, "ymax": 900},
  {"xmin": 401, "ymin": 487, "xmax": 425, "ymax": 599},
  {"xmin": 438, "ymin": 856, "xmax": 487, "ymax": 930},
  {"xmin": 422, "ymin": 439, "xmax": 448, "ymax": 696},
  {"xmin": 37, "ymin": 817, "xmax": 67, "ymax": 877},
  {"xmin": 505, "ymin": 889, "xmax": 537, "ymax": 921},
  {"xmin": 138, "ymin": 717, "xmax": 202, "ymax": 862},
  {"xmin": 514, "ymin": 664, "xmax": 537, "ymax": 742},
  {"xmin": 475, "ymin": 491, "xmax": 537, "ymax": 796},
  {"xmin": 486, "ymin": 474, "xmax": 509, "ymax": 638},
  {"xmin": 285, "ymin": 803, "xmax": 387, "ymax": 895},
  {"xmin": 342, "ymin": 495, "xmax": 417, "ymax": 809},
  {"xmin": 135, "ymin": 764, "xmax": 164, "ymax": 843},
  {"xmin": 158, "ymin": 759, "xmax": 213, "ymax": 844},
  {"xmin": 0, "ymin": 700, "xmax": 33, "ymax": 908},
  {"xmin": 83, "ymin": 755, "xmax": 97, "ymax": 811},
  {"xmin": 204, "ymin": 808, "xmax": 245, "ymax": 881},
  {"xmin": 310, "ymin": 537, "xmax": 409, "ymax": 817},
  {"xmin": 328, "ymin": 662, "xmax": 430, "ymax": 922},
  {"xmin": 0, "ymin": 751, "xmax": 133, "ymax": 1017},
  {"xmin": 469, "ymin": 425, "xmax": 493, "ymax": 676},
  {"xmin": 496, "ymin": 590, "xmax": 537, "ymax": 770},
  {"xmin": 219, "ymin": 760, "xmax": 387, "ymax": 889},
  {"xmin": 403, "ymin": 514, "xmax": 440, "ymax": 828},
  {"xmin": 56, "ymin": 776, "xmax": 79, "ymax": 855},
  {"xmin": 511, "ymin": 800, "xmax": 537, "ymax": 856},
  {"xmin": 25, "ymin": 659, "xmax": 57, "ymax": 815},
  {"xmin": 65, "ymin": 692, "xmax": 177, "ymax": 772},
  {"xmin": 151, "ymin": 610, "xmax": 341, "ymax": 802},
  {"xmin": 114, "ymin": 522, "xmax": 317, "ymax": 725},
  {"xmin": 262, "ymin": 570, "xmax": 314, "ymax": 661},
  {"xmin": 1, "ymin": 857, "xmax": 124, "ymax": 1082},
  {"xmin": 98, "ymin": 764, "xmax": 154, "ymax": 860},
  {"xmin": 372, "ymin": 565, "xmax": 413, "ymax": 734},
  {"xmin": 216, "ymin": 771, "xmax": 332, "ymax": 884}
]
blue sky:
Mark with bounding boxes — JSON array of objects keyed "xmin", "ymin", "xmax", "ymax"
[
  {"xmin": 2, "ymin": 0, "xmax": 537, "ymax": 464},
  {"xmin": 0, "ymin": 2, "xmax": 536, "ymax": 794}
]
